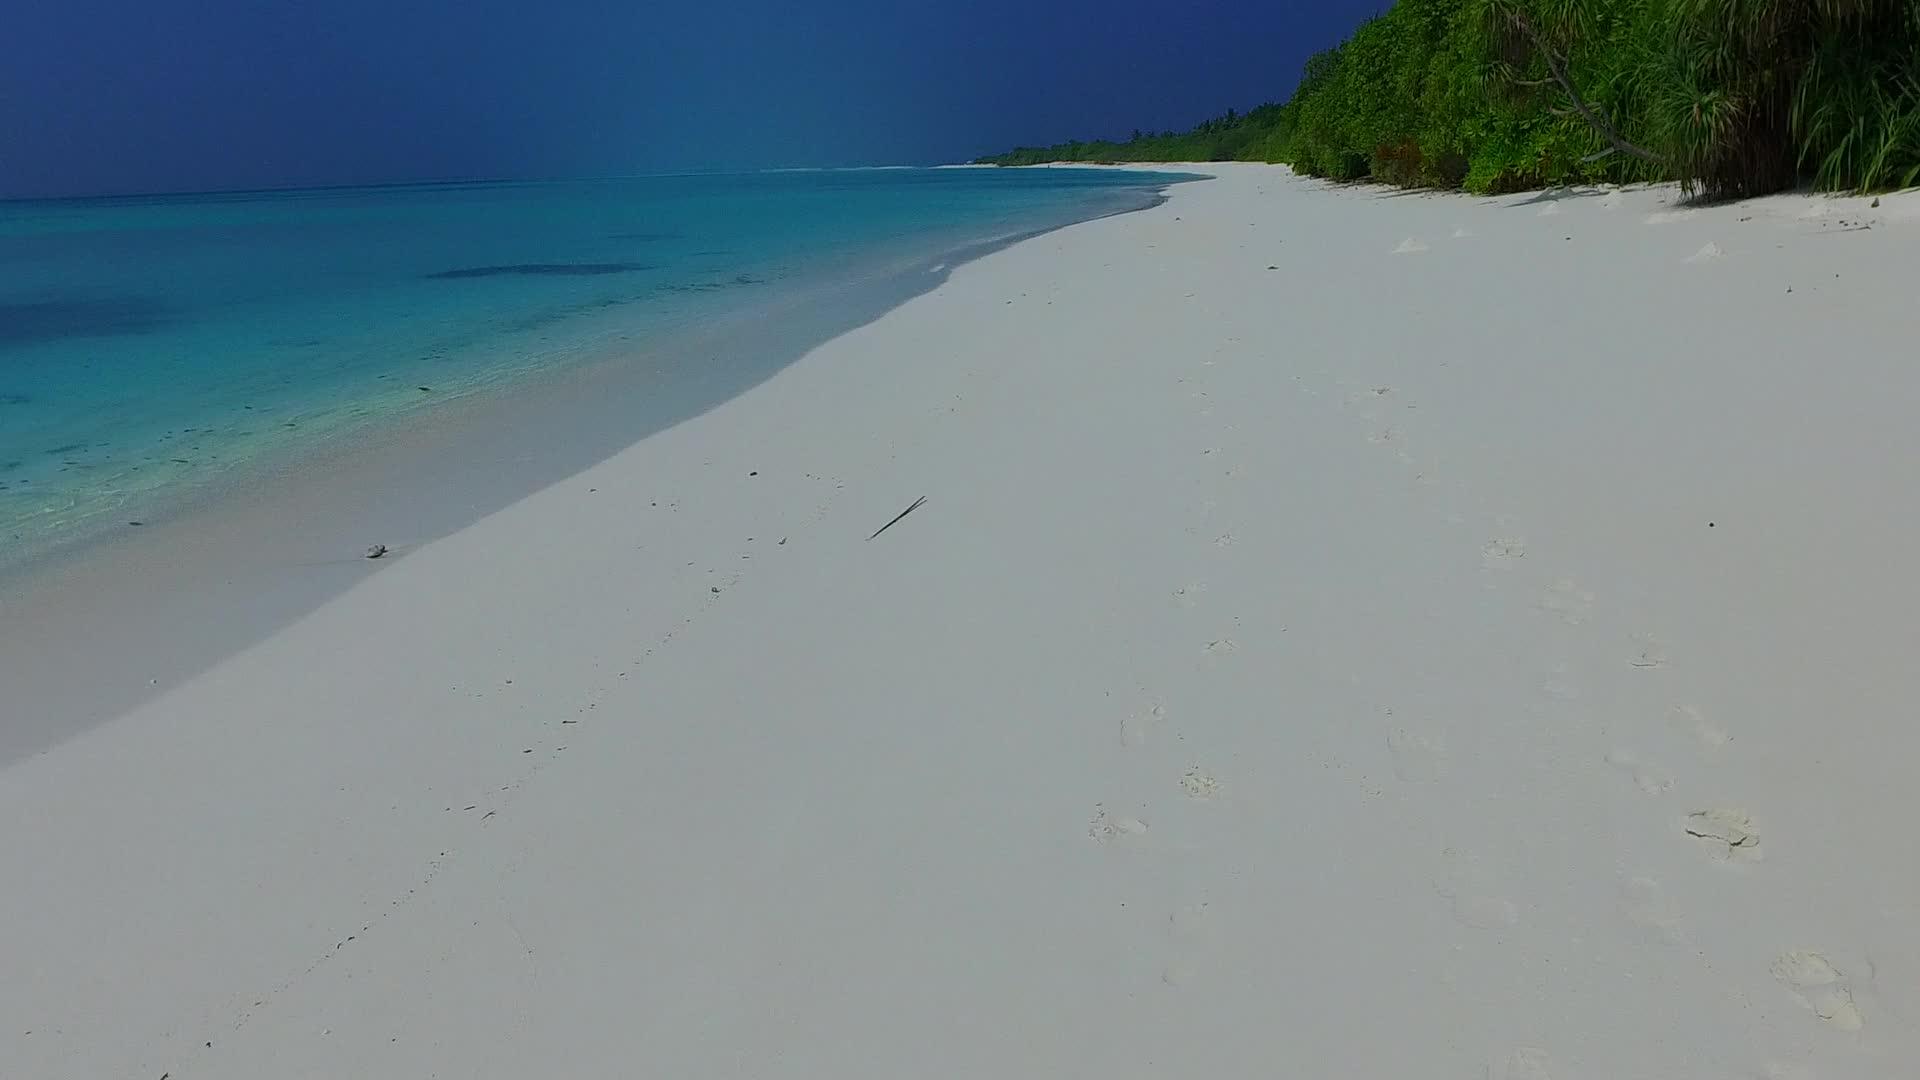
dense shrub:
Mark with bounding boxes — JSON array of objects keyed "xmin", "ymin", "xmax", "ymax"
[
  {"xmin": 976, "ymin": 0, "xmax": 1920, "ymax": 197},
  {"xmin": 977, "ymin": 107, "xmax": 1295, "ymax": 167}
]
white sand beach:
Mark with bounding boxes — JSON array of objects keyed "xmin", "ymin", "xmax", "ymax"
[{"xmin": 5, "ymin": 164, "xmax": 1919, "ymax": 1078}]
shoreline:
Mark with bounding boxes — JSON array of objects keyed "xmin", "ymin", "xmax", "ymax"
[
  {"xmin": 0, "ymin": 185, "xmax": 1176, "ymax": 761},
  {"xmin": 0, "ymin": 175, "xmax": 1183, "ymax": 580},
  {"xmin": 4, "ymin": 163, "xmax": 1917, "ymax": 1078}
]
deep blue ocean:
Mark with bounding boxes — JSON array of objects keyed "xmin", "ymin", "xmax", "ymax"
[{"xmin": 0, "ymin": 167, "xmax": 1181, "ymax": 565}]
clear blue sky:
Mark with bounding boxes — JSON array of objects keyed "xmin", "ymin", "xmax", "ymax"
[{"xmin": 2, "ymin": 0, "xmax": 1381, "ymax": 198}]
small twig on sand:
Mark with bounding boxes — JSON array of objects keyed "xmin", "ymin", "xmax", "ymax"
[{"xmin": 867, "ymin": 496, "xmax": 928, "ymax": 541}]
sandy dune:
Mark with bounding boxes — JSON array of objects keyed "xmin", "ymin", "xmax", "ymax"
[{"xmin": 4, "ymin": 164, "xmax": 1918, "ymax": 1078}]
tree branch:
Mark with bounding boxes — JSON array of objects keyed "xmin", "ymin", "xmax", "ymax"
[{"xmin": 1509, "ymin": 12, "xmax": 1664, "ymax": 165}]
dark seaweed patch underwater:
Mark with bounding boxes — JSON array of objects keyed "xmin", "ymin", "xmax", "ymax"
[
  {"xmin": 0, "ymin": 297, "xmax": 171, "ymax": 348},
  {"xmin": 424, "ymin": 262, "xmax": 653, "ymax": 280}
]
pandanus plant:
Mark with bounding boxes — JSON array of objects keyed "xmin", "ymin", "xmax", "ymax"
[{"xmin": 1481, "ymin": 0, "xmax": 1920, "ymax": 196}]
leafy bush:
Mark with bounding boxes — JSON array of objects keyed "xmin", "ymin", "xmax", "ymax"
[{"xmin": 978, "ymin": 0, "xmax": 1920, "ymax": 197}]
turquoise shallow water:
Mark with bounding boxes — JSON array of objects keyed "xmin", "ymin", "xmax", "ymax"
[{"xmin": 0, "ymin": 167, "xmax": 1184, "ymax": 565}]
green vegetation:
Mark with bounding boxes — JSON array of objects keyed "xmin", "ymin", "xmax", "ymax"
[
  {"xmin": 976, "ymin": 0, "xmax": 1920, "ymax": 197},
  {"xmin": 977, "ymin": 105, "xmax": 1296, "ymax": 168}
]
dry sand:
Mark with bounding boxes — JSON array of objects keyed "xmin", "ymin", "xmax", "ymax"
[{"xmin": 4, "ymin": 164, "xmax": 1918, "ymax": 1078}]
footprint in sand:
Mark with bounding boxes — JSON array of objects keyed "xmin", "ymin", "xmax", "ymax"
[
  {"xmin": 1628, "ymin": 634, "xmax": 1671, "ymax": 669},
  {"xmin": 1343, "ymin": 385, "xmax": 1394, "ymax": 411},
  {"xmin": 1173, "ymin": 582, "xmax": 1208, "ymax": 608},
  {"xmin": 1161, "ymin": 956, "xmax": 1202, "ymax": 987},
  {"xmin": 1452, "ymin": 225, "xmax": 1474, "ymax": 238},
  {"xmin": 1538, "ymin": 579, "xmax": 1595, "ymax": 624},
  {"xmin": 1599, "ymin": 191, "xmax": 1624, "ymax": 211},
  {"xmin": 1435, "ymin": 849, "xmax": 1519, "ymax": 930},
  {"xmin": 1388, "ymin": 728, "xmax": 1448, "ymax": 782},
  {"xmin": 1542, "ymin": 663, "xmax": 1581, "ymax": 701},
  {"xmin": 1393, "ymin": 237, "xmax": 1430, "ymax": 254},
  {"xmin": 1671, "ymin": 704, "xmax": 1733, "ymax": 750},
  {"xmin": 1771, "ymin": 950, "xmax": 1864, "ymax": 1031},
  {"xmin": 1488, "ymin": 1047, "xmax": 1561, "ymax": 1080},
  {"xmin": 1537, "ymin": 202, "xmax": 1563, "ymax": 217},
  {"xmin": 1482, "ymin": 537, "xmax": 1527, "ymax": 568},
  {"xmin": 1203, "ymin": 637, "xmax": 1238, "ymax": 659},
  {"xmin": 1685, "ymin": 242, "xmax": 1725, "ymax": 263},
  {"xmin": 1684, "ymin": 808, "xmax": 1762, "ymax": 862},
  {"xmin": 1606, "ymin": 749, "xmax": 1675, "ymax": 794},
  {"xmin": 1121, "ymin": 704, "xmax": 1164, "ymax": 748},
  {"xmin": 1162, "ymin": 898, "xmax": 1215, "ymax": 986},
  {"xmin": 1170, "ymin": 898, "xmax": 1213, "ymax": 940},
  {"xmin": 1088, "ymin": 804, "xmax": 1151, "ymax": 845},
  {"xmin": 1622, "ymin": 876, "xmax": 1688, "ymax": 945},
  {"xmin": 1179, "ymin": 766, "xmax": 1222, "ymax": 800}
]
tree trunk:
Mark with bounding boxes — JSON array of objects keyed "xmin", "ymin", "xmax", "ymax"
[{"xmin": 1510, "ymin": 12, "xmax": 1665, "ymax": 166}]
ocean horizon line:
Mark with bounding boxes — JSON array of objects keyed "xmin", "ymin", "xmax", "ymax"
[{"xmin": 0, "ymin": 163, "xmax": 996, "ymax": 206}]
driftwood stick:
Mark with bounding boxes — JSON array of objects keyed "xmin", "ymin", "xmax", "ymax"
[{"xmin": 867, "ymin": 496, "xmax": 928, "ymax": 541}]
